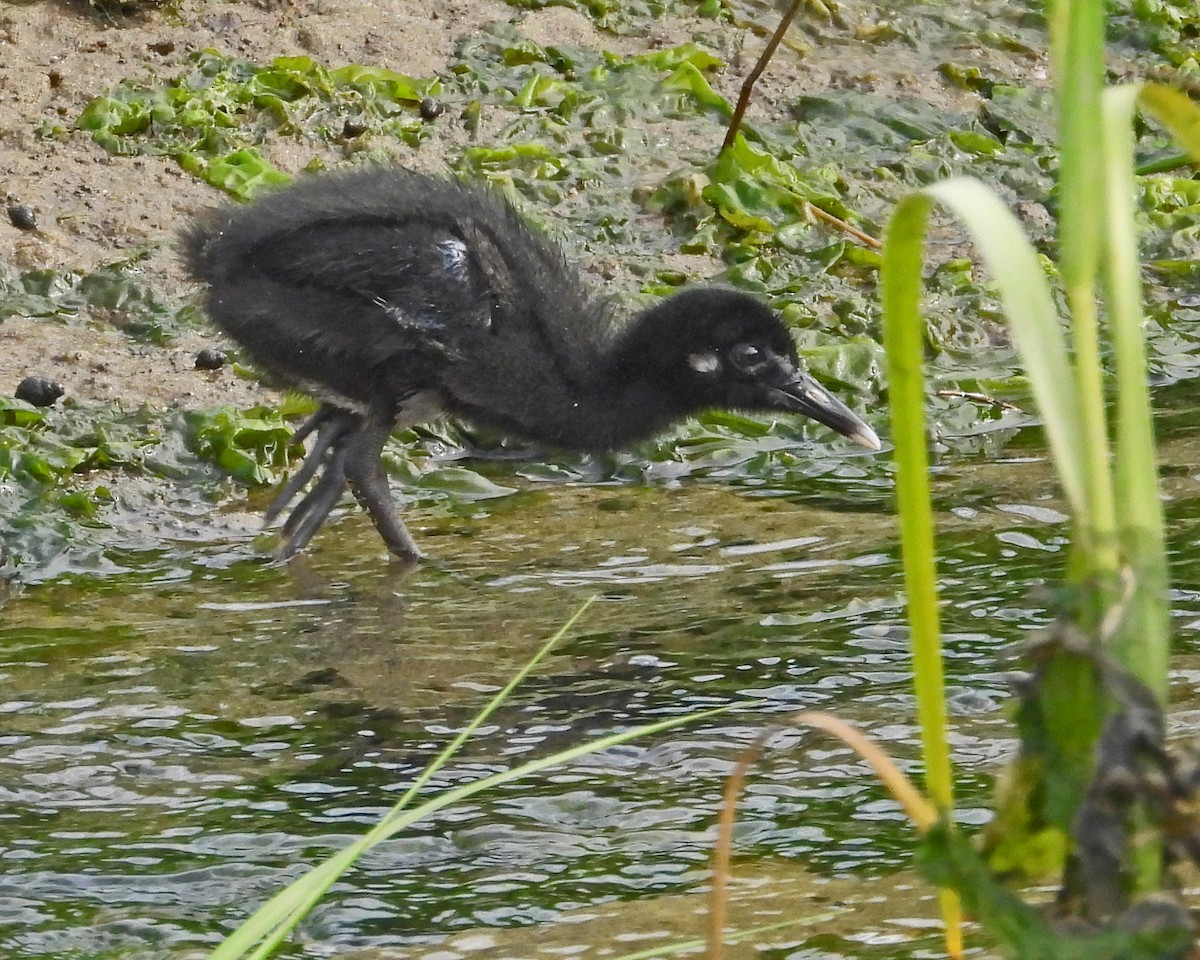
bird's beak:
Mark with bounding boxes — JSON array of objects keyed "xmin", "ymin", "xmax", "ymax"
[{"xmin": 773, "ymin": 373, "xmax": 882, "ymax": 451}]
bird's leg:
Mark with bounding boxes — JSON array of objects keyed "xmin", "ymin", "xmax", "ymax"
[
  {"xmin": 341, "ymin": 416, "xmax": 423, "ymax": 562},
  {"xmin": 264, "ymin": 405, "xmax": 358, "ymax": 527},
  {"xmin": 277, "ymin": 441, "xmax": 351, "ymax": 559}
]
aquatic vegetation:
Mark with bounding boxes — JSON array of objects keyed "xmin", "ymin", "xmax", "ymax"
[
  {"xmin": 183, "ymin": 405, "xmax": 298, "ymax": 487},
  {"xmin": 77, "ymin": 51, "xmax": 441, "ymax": 199},
  {"xmin": 25, "ymin": 6, "xmax": 1186, "ymax": 580},
  {"xmin": 879, "ymin": 16, "xmax": 1200, "ymax": 960},
  {"xmin": 0, "ymin": 257, "xmax": 196, "ymax": 342},
  {"xmin": 0, "ymin": 399, "xmax": 168, "ymax": 571}
]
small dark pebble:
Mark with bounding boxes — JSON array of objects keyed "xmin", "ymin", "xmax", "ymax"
[
  {"xmin": 7, "ymin": 204, "xmax": 37, "ymax": 231},
  {"xmin": 15, "ymin": 376, "xmax": 64, "ymax": 407},
  {"xmin": 342, "ymin": 118, "xmax": 368, "ymax": 139},
  {"xmin": 194, "ymin": 347, "xmax": 227, "ymax": 370},
  {"xmin": 419, "ymin": 97, "xmax": 445, "ymax": 121}
]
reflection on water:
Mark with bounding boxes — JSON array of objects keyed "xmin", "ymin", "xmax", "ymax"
[
  {"xmin": 4, "ymin": 403, "xmax": 1200, "ymax": 959},
  {"xmin": 0, "ymin": 446, "xmax": 1082, "ymax": 960}
]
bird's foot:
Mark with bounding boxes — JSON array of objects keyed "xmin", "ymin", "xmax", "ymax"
[
  {"xmin": 263, "ymin": 404, "xmax": 424, "ymax": 562},
  {"xmin": 265, "ymin": 404, "xmax": 360, "ymax": 559}
]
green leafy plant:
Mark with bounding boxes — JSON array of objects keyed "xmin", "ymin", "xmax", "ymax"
[
  {"xmin": 77, "ymin": 51, "xmax": 440, "ymax": 199},
  {"xmin": 0, "ymin": 398, "xmax": 161, "ymax": 485},
  {"xmin": 0, "ymin": 256, "xmax": 196, "ymax": 341},
  {"xmin": 878, "ymin": 0, "xmax": 1200, "ymax": 953},
  {"xmin": 183, "ymin": 405, "xmax": 301, "ymax": 486}
]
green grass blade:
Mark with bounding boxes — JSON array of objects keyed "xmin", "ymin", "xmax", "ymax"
[
  {"xmin": 1139, "ymin": 84, "xmax": 1200, "ymax": 160},
  {"xmin": 362, "ymin": 702, "xmax": 741, "ymax": 842},
  {"xmin": 211, "ymin": 602, "xmax": 593, "ymax": 960},
  {"xmin": 389, "ymin": 596, "xmax": 596, "ymax": 812},
  {"xmin": 1095, "ymin": 75, "xmax": 1200, "ymax": 904},
  {"xmin": 1098, "ymin": 79, "xmax": 1200, "ymax": 694},
  {"xmin": 1100, "ymin": 83, "xmax": 1170, "ymax": 697},
  {"xmin": 880, "ymin": 192, "xmax": 951, "ymax": 812},
  {"xmin": 882, "ymin": 174, "xmax": 1112, "ymax": 914},
  {"xmin": 924, "ymin": 178, "xmax": 1087, "ymax": 519},
  {"xmin": 1052, "ymin": 0, "xmax": 1106, "ymax": 296},
  {"xmin": 881, "ymin": 190, "xmax": 961, "ymax": 954},
  {"xmin": 885, "ymin": 180, "xmax": 1094, "ymax": 521},
  {"xmin": 1052, "ymin": 0, "xmax": 1117, "ymax": 570},
  {"xmin": 233, "ymin": 702, "xmax": 739, "ymax": 960},
  {"xmin": 208, "ymin": 610, "xmax": 740, "ymax": 960}
]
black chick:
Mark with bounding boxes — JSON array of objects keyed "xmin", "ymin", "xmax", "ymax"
[{"xmin": 182, "ymin": 167, "xmax": 880, "ymax": 562}]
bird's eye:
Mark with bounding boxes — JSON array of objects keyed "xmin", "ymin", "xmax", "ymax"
[{"xmin": 730, "ymin": 343, "xmax": 767, "ymax": 373}]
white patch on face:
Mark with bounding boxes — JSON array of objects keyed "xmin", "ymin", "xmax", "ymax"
[
  {"xmin": 687, "ymin": 352, "xmax": 721, "ymax": 374},
  {"xmin": 437, "ymin": 238, "xmax": 470, "ymax": 283}
]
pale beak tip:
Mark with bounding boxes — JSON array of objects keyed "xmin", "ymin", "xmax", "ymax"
[{"xmin": 850, "ymin": 424, "xmax": 882, "ymax": 451}]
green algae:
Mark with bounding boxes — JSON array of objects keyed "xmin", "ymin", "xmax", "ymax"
[
  {"xmin": 0, "ymin": 256, "xmax": 198, "ymax": 342},
  {"xmin": 77, "ymin": 51, "xmax": 441, "ymax": 200}
]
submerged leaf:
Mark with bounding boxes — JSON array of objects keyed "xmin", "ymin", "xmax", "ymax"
[{"xmin": 414, "ymin": 467, "xmax": 517, "ymax": 500}]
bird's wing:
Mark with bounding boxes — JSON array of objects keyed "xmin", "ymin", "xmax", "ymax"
[
  {"xmin": 445, "ymin": 218, "xmax": 521, "ymax": 333},
  {"xmin": 445, "ymin": 212, "xmax": 604, "ymax": 361},
  {"xmin": 231, "ymin": 218, "xmax": 496, "ymax": 351}
]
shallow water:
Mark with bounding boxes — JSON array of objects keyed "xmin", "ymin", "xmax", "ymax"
[
  {"xmin": 3, "ymin": 394, "xmax": 1195, "ymax": 960},
  {"xmin": 1, "ymin": 0, "xmax": 1196, "ymax": 952},
  {"xmin": 3, "ymin": 377, "xmax": 1199, "ymax": 959}
]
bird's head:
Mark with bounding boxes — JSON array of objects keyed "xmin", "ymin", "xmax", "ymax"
[{"xmin": 622, "ymin": 287, "xmax": 881, "ymax": 450}]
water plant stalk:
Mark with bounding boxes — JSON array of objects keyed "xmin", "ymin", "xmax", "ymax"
[{"xmin": 880, "ymin": 0, "xmax": 1200, "ymax": 945}]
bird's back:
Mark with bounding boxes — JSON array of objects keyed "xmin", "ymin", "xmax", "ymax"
[{"xmin": 182, "ymin": 168, "xmax": 610, "ymax": 428}]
